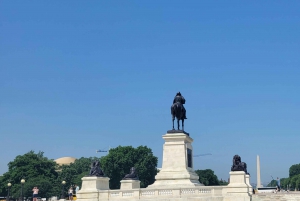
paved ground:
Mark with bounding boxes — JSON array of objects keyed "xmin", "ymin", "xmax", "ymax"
[{"xmin": 252, "ymin": 191, "xmax": 300, "ymax": 201}]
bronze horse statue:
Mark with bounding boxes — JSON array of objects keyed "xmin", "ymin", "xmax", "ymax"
[{"xmin": 171, "ymin": 92, "xmax": 187, "ymax": 130}]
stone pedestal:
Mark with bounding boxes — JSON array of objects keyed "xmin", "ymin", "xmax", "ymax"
[
  {"xmin": 226, "ymin": 171, "xmax": 250, "ymax": 194},
  {"xmin": 120, "ymin": 179, "xmax": 140, "ymax": 190},
  {"xmin": 224, "ymin": 171, "xmax": 251, "ymax": 201},
  {"xmin": 76, "ymin": 177, "xmax": 110, "ymax": 201},
  {"xmin": 148, "ymin": 133, "xmax": 202, "ymax": 188},
  {"xmin": 245, "ymin": 174, "xmax": 253, "ymax": 195}
]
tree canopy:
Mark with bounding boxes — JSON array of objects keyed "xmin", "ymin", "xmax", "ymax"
[
  {"xmin": 267, "ymin": 163, "xmax": 300, "ymax": 190},
  {"xmin": 289, "ymin": 164, "xmax": 300, "ymax": 178},
  {"xmin": 0, "ymin": 151, "xmax": 59, "ymax": 198},
  {"xmin": 100, "ymin": 145, "xmax": 158, "ymax": 189},
  {"xmin": 267, "ymin": 179, "xmax": 277, "ymax": 187},
  {"xmin": 57, "ymin": 156, "xmax": 100, "ymax": 188},
  {"xmin": 0, "ymin": 151, "xmax": 101, "ymax": 198},
  {"xmin": 195, "ymin": 169, "xmax": 220, "ymax": 186},
  {"xmin": 0, "ymin": 147, "xmax": 158, "ymax": 197}
]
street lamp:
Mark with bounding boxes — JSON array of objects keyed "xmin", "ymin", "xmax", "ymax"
[
  {"xmin": 6, "ymin": 183, "xmax": 12, "ymax": 201},
  {"xmin": 20, "ymin": 179, "xmax": 25, "ymax": 201},
  {"xmin": 60, "ymin": 181, "xmax": 66, "ymax": 199}
]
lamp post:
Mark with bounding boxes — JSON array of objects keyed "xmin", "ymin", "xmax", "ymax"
[
  {"xmin": 20, "ymin": 179, "xmax": 25, "ymax": 201},
  {"xmin": 6, "ymin": 183, "xmax": 11, "ymax": 201},
  {"xmin": 60, "ymin": 181, "xmax": 66, "ymax": 199}
]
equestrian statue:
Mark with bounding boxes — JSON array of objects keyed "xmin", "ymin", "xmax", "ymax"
[{"xmin": 171, "ymin": 92, "xmax": 187, "ymax": 131}]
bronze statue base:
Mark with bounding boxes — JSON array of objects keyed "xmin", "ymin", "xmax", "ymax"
[{"xmin": 167, "ymin": 129, "xmax": 189, "ymax": 136}]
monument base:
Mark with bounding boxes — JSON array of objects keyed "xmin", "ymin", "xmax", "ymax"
[
  {"xmin": 148, "ymin": 133, "xmax": 203, "ymax": 188},
  {"xmin": 245, "ymin": 174, "xmax": 253, "ymax": 195},
  {"xmin": 226, "ymin": 171, "xmax": 250, "ymax": 197},
  {"xmin": 167, "ymin": 129, "xmax": 189, "ymax": 136},
  {"xmin": 120, "ymin": 179, "xmax": 140, "ymax": 190},
  {"xmin": 77, "ymin": 177, "xmax": 110, "ymax": 201}
]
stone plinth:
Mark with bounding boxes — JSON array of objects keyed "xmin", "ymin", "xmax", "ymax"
[
  {"xmin": 148, "ymin": 133, "xmax": 203, "ymax": 188},
  {"xmin": 81, "ymin": 176, "xmax": 110, "ymax": 190},
  {"xmin": 77, "ymin": 177, "xmax": 110, "ymax": 201},
  {"xmin": 120, "ymin": 179, "xmax": 140, "ymax": 190},
  {"xmin": 224, "ymin": 171, "xmax": 251, "ymax": 201},
  {"xmin": 226, "ymin": 171, "xmax": 250, "ymax": 195},
  {"xmin": 245, "ymin": 174, "xmax": 253, "ymax": 194}
]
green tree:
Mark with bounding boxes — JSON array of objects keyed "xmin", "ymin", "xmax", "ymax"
[
  {"xmin": 100, "ymin": 146, "xmax": 158, "ymax": 189},
  {"xmin": 58, "ymin": 157, "xmax": 100, "ymax": 190},
  {"xmin": 0, "ymin": 151, "xmax": 58, "ymax": 198},
  {"xmin": 290, "ymin": 175, "xmax": 300, "ymax": 190},
  {"xmin": 281, "ymin": 178, "xmax": 290, "ymax": 190},
  {"xmin": 195, "ymin": 169, "xmax": 220, "ymax": 186},
  {"xmin": 219, "ymin": 179, "xmax": 228, "ymax": 186},
  {"xmin": 267, "ymin": 179, "xmax": 277, "ymax": 187},
  {"xmin": 289, "ymin": 164, "xmax": 300, "ymax": 178}
]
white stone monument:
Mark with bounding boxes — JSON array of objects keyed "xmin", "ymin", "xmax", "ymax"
[
  {"xmin": 256, "ymin": 155, "xmax": 262, "ymax": 188},
  {"xmin": 77, "ymin": 177, "xmax": 110, "ymax": 201},
  {"xmin": 120, "ymin": 179, "xmax": 140, "ymax": 190},
  {"xmin": 245, "ymin": 174, "xmax": 253, "ymax": 194},
  {"xmin": 226, "ymin": 171, "xmax": 250, "ymax": 194},
  {"xmin": 148, "ymin": 132, "xmax": 203, "ymax": 188}
]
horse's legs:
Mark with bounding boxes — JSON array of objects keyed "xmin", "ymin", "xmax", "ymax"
[
  {"xmin": 172, "ymin": 115, "xmax": 175, "ymax": 130},
  {"xmin": 177, "ymin": 119, "xmax": 180, "ymax": 130},
  {"xmin": 172, "ymin": 117, "xmax": 175, "ymax": 130},
  {"xmin": 182, "ymin": 119, "xmax": 184, "ymax": 131}
]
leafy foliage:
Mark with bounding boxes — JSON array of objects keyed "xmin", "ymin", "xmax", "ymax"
[
  {"xmin": 280, "ymin": 178, "xmax": 290, "ymax": 189},
  {"xmin": 289, "ymin": 164, "xmax": 300, "ymax": 178},
  {"xmin": 289, "ymin": 175, "xmax": 300, "ymax": 190},
  {"xmin": 100, "ymin": 146, "xmax": 158, "ymax": 189},
  {"xmin": 267, "ymin": 179, "xmax": 277, "ymax": 187},
  {"xmin": 219, "ymin": 179, "xmax": 228, "ymax": 186},
  {"xmin": 0, "ymin": 148, "xmax": 157, "ymax": 197},
  {"xmin": 195, "ymin": 169, "xmax": 220, "ymax": 186},
  {"xmin": 0, "ymin": 151, "xmax": 58, "ymax": 198},
  {"xmin": 57, "ymin": 157, "xmax": 100, "ymax": 189},
  {"xmin": 265, "ymin": 163, "xmax": 300, "ymax": 190}
]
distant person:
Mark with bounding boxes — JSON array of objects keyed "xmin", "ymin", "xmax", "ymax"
[
  {"xmin": 32, "ymin": 187, "xmax": 39, "ymax": 201},
  {"xmin": 276, "ymin": 177, "xmax": 281, "ymax": 192},
  {"xmin": 75, "ymin": 185, "xmax": 80, "ymax": 194},
  {"xmin": 68, "ymin": 187, "xmax": 73, "ymax": 200}
]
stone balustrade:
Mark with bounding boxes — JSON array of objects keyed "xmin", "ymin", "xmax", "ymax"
[
  {"xmin": 79, "ymin": 185, "xmax": 225, "ymax": 201},
  {"xmin": 108, "ymin": 186, "xmax": 224, "ymax": 200}
]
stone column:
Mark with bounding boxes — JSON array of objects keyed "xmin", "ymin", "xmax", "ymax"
[
  {"xmin": 257, "ymin": 155, "xmax": 261, "ymax": 188},
  {"xmin": 147, "ymin": 132, "xmax": 202, "ymax": 188}
]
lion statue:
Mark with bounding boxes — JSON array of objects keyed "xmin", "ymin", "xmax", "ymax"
[
  {"xmin": 123, "ymin": 167, "xmax": 139, "ymax": 180},
  {"xmin": 231, "ymin": 155, "xmax": 248, "ymax": 174}
]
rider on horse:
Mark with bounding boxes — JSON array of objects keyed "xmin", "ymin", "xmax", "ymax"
[{"xmin": 172, "ymin": 92, "xmax": 187, "ymax": 119}]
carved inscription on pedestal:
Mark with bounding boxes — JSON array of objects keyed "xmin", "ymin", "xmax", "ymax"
[{"xmin": 187, "ymin": 148, "xmax": 192, "ymax": 168}]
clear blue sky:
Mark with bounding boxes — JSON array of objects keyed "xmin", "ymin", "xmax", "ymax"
[{"xmin": 1, "ymin": 1, "xmax": 299, "ymax": 186}]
